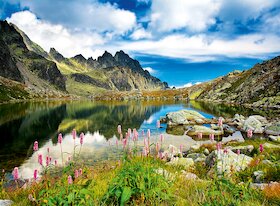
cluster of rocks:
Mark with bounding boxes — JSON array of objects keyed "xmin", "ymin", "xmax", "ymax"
[
  {"xmin": 161, "ymin": 110, "xmax": 280, "ymax": 139},
  {"xmin": 160, "ymin": 142, "xmax": 279, "ymax": 190}
]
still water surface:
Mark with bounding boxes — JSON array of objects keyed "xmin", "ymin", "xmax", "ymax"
[{"xmin": 0, "ymin": 100, "xmax": 274, "ymax": 178}]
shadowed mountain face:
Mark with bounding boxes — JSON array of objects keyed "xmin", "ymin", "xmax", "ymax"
[{"xmin": 0, "ymin": 21, "xmax": 66, "ymax": 91}]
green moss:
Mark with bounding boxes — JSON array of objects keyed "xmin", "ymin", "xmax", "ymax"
[{"xmin": 0, "ymin": 84, "xmax": 29, "ymax": 103}]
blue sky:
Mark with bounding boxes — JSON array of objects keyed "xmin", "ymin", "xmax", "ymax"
[{"xmin": 1, "ymin": 0, "xmax": 280, "ymax": 87}]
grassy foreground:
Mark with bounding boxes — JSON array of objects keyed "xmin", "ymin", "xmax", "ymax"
[{"xmin": 1, "ymin": 156, "xmax": 280, "ymax": 205}]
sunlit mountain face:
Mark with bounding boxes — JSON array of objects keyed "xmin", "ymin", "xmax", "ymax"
[{"xmin": 1, "ymin": 0, "xmax": 280, "ymax": 87}]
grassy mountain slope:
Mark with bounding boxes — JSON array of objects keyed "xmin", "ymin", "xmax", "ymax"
[{"xmin": 192, "ymin": 56, "xmax": 280, "ymax": 108}]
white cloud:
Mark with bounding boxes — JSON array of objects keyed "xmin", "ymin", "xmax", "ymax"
[
  {"xmin": 113, "ymin": 33, "xmax": 280, "ymax": 62},
  {"xmin": 149, "ymin": 0, "xmax": 221, "ymax": 32},
  {"xmin": 143, "ymin": 67, "xmax": 157, "ymax": 74},
  {"xmin": 175, "ymin": 82, "xmax": 202, "ymax": 89},
  {"xmin": 130, "ymin": 27, "xmax": 152, "ymax": 40},
  {"xmin": 219, "ymin": 0, "xmax": 279, "ymax": 22},
  {"xmin": 7, "ymin": 11, "xmax": 105, "ymax": 58},
  {"xmin": 19, "ymin": 0, "xmax": 137, "ymax": 35}
]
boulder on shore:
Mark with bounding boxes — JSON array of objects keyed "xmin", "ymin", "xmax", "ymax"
[
  {"xmin": 265, "ymin": 122, "xmax": 280, "ymax": 135},
  {"xmin": 242, "ymin": 115, "xmax": 268, "ymax": 133},
  {"xmin": 205, "ymin": 149, "xmax": 253, "ymax": 174}
]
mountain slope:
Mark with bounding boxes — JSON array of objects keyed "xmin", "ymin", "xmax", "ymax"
[
  {"xmin": 192, "ymin": 56, "xmax": 280, "ymax": 108},
  {"xmin": 0, "ymin": 20, "xmax": 66, "ymax": 93},
  {"xmin": 48, "ymin": 48, "xmax": 168, "ymax": 96}
]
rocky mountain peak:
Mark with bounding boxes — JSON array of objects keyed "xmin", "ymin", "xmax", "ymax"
[
  {"xmin": 97, "ymin": 51, "xmax": 117, "ymax": 68},
  {"xmin": 49, "ymin": 48, "xmax": 65, "ymax": 62},
  {"xmin": 71, "ymin": 54, "xmax": 87, "ymax": 64}
]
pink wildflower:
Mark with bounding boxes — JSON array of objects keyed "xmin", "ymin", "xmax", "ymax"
[
  {"xmin": 158, "ymin": 152, "xmax": 163, "ymax": 159},
  {"xmin": 80, "ymin": 133, "xmax": 84, "ymax": 145},
  {"xmin": 72, "ymin": 129, "xmax": 77, "ymax": 139},
  {"xmin": 46, "ymin": 156, "xmax": 50, "ymax": 166},
  {"xmin": 38, "ymin": 154, "xmax": 43, "ymax": 165},
  {"xmin": 247, "ymin": 129, "xmax": 253, "ymax": 138},
  {"xmin": 259, "ymin": 144, "xmax": 264, "ymax": 153},
  {"xmin": 237, "ymin": 149, "xmax": 241, "ymax": 155},
  {"xmin": 156, "ymin": 142, "xmax": 160, "ymax": 152},
  {"xmin": 33, "ymin": 141, "xmax": 38, "ymax": 151},
  {"xmin": 218, "ymin": 117, "xmax": 223, "ymax": 127},
  {"xmin": 122, "ymin": 138, "xmax": 127, "ymax": 148},
  {"xmin": 79, "ymin": 168, "xmax": 83, "ymax": 175},
  {"xmin": 216, "ymin": 142, "xmax": 222, "ymax": 151},
  {"xmin": 33, "ymin": 169, "xmax": 38, "ymax": 180},
  {"xmin": 128, "ymin": 128, "xmax": 131, "ymax": 137},
  {"xmin": 197, "ymin": 132, "xmax": 203, "ymax": 139},
  {"xmin": 75, "ymin": 170, "xmax": 79, "ymax": 178},
  {"xmin": 12, "ymin": 167, "xmax": 19, "ymax": 180},
  {"xmin": 58, "ymin": 133, "xmax": 63, "ymax": 144},
  {"xmin": 68, "ymin": 175, "xmax": 73, "ymax": 184},
  {"xmin": 209, "ymin": 134, "xmax": 215, "ymax": 141}
]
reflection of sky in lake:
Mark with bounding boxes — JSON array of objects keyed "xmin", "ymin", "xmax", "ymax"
[
  {"xmin": 18, "ymin": 103, "xmax": 217, "ymax": 179},
  {"xmin": 140, "ymin": 103, "xmax": 215, "ymax": 135},
  {"xmin": 3, "ymin": 100, "xmax": 263, "ymax": 178}
]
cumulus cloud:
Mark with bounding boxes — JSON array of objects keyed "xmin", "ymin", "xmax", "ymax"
[
  {"xmin": 115, "ymin": 33, "xmax": 280, "ymax": 62},
  {"xmin": 130, "ymin": 27, "xmax": 152, "ymax": 40},
  {"xmin": 143, "ymin": 67, "xmax": 157, "ymax": 74},
  {"xmin": 7, "ymin": 11, "xmax": 105, "ymax": 58},
  {"xmin": 19, "ymin": 0, "xmax": 137, "ymax": 34},
  {"xmin": 149, "ymin": 0, "xmax": 221, "ymax": 32}
]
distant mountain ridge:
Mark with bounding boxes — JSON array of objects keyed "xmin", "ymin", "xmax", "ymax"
[{"xmin": 0, "ymin": 20, "xmax": 168, "ymax": 101}]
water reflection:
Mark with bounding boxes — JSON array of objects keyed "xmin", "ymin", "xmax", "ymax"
[{"xmin": 0, "ymin": 100, "xmax": 275, "ymax": 173}]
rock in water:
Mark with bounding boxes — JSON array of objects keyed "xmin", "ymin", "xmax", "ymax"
[
  {"xmin": 205, "ymin": 149, "xmax": 253, "ymax": 174},
  {"xmin": 166, "ymin": 110, "xmax": 206, "ymax": 125},
  {"xmin": 187, "ymin": 125, "xmax": 223, "ymax": 136}
]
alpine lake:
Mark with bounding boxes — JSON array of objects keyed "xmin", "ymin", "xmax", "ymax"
[{"xmin": 0, "ymin": 100, "xmax": 278, "ymax": 179}]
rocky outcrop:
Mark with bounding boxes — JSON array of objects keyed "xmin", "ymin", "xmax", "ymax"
[
  {"xmin": 0, "ymin": 20, "xmax": 66, "ymax": 91},
  {"xmin": 206, "ymin": 149, "xmax": 253, "ymax": 174},
  {"xmin": 194, "ymin": 56, "xmax": 280, "ymax": 108},
  {"xmin": 0, "ymin": 37, "xmax": 23, "ymax": 82},
  {"xmin": 166, "ymin": 110, "xmax": 206, "ymax": 125},
  {"xmin": 70, "ymin": 73, "xmax": 111, "ymax": 90},
  {"xmin": 49, "ymin": 48, "xmax": 66, "ymax": 62}
]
